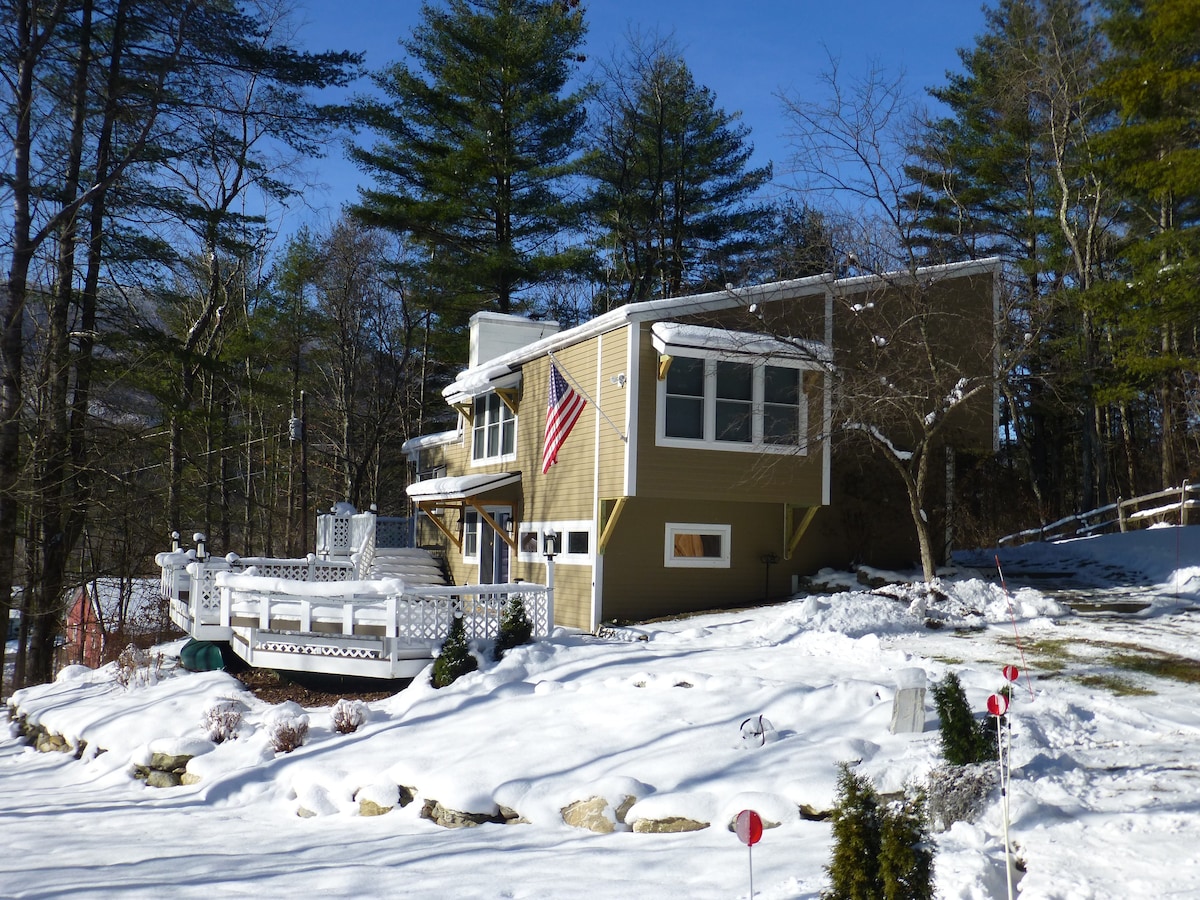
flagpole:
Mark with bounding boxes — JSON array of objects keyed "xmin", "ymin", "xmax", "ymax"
[{"xmin": 547, "ymin": 350, "xmax": 627, "ymax": 443}]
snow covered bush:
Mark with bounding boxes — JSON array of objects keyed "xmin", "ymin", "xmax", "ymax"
[
  {"xmin": 201, "ymin": 700, "xmax": 244, "ymax": 743},
  {"xmin": 267, "ymin": 703, "xmax": 310, "ymax": 753},
  {"xmin": 931, "ymin": 672, "xmax": 994, "ymax": 766},
  {"xmin": 822, "ymin": 763, "xmax": 934, "ymax": 900},
  {"xmin": 926, "ymin": 763, "xmax": 997, "ymax": 832},
  {"xmin": 431, "ymin": 615, "xmax": 477, "ymax": 688},
  {"xmin": 492, "ymin": 597, "xmax": 533, "ymax": 661},
  {"xmin": 330, "ymin": 698, "xmax": 369, "ymax": 734}
]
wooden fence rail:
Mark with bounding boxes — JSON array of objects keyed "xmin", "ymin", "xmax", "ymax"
[{"xmin": 998, "ymin": 481, "xmax": 1198, "ymax": 547}]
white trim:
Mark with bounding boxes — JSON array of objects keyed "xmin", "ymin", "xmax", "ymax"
[
  {"xmin": 462, "ymin": 509, "xmax": 481, "ymax": 564},
  {"xmin": 624, "ymin": 322, "xmax": 639, "ymax": 497},
  {"xmin": 823, "ymin": 288, "xmax": 833, "ymax": 506},
  {"xmin": 664, "ymin": 523, "xmax": 732, "ymax": 569},
  {"xmin": 591, "ymin": 335, "xmax": 603, "ymax": 628},
  {"xmin": 655, "ymin": 355, "xmax": 811, "ymax": 455}
]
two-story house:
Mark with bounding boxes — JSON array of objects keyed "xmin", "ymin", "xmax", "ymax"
[{"xmin": 404, "ymin": 258, "xmax": 1000, "ymax": 632}]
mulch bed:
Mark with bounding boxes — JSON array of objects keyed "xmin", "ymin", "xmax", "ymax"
[{"xmin": 234, "ymin": 667, "xmax": 402, "ymax": 706}]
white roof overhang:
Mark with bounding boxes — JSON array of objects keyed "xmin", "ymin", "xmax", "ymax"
[
  {"xmin": 650, "ymin": 322, "xmax": 831, "ymax": 365},
  {"xmin": 405, "ymin": 471, "xmax": 521, "ymax": 502}
]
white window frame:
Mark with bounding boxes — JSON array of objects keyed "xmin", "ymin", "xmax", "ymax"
[
  {"xmin": 664, "ymin": 522, "xmax": 731, "ymax": 569},
  {"xmin": 462, "ymin": 509, "xmax": 480, "ymax": 563},
  {"xmin": 516, "ymin": 519, "xmax": 594, "ymax": 566},
  {"xmin": 655, "ymin": 354, "xmax": 809, "ymax": 455},
  {"xmin": 470, "ymin": 393, "xmax": 517, "ymax": 465}
]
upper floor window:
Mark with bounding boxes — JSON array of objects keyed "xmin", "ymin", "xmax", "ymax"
[
  {"xmin": 659, "ymin": 355, "xmax": 808, "ymax": 454},
  {"xmin": 472, "ymin": 393, "xmax": 515, "ymax": 463}
]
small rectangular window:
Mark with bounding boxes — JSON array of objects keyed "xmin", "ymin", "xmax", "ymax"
[
  {"xmin": 519, "ymin": 530, "xmax": 539, "ymax": 554},
  {"xmin": 567, "ymin": 530, "xmax": 589, "ymax": 555},
  {"xmin": 664, "ymin": 523, "xmax": 731, "ymax": 568}
]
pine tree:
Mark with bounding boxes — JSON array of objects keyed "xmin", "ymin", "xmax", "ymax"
[
  {"xmin": 493, "ymin": 597, "xmax": 533, "ymax": 660},
  {"xmin": 931, "ymin": 672, "xmax": 994, "ymax": 766},
  {"xmin": 1090, "ymin": 0, "xmax": 1200, "ymax": 491},
  {"xmin": 824, "ymin": 765, "xmax": 936, "ymax": 900},
  {"xmin": 585, "ymin": 34, "xmax": 772, "ymax": 308},
  {"xmin": 879, "ymin": 788, "xmax": 935, "ymax": 900},
  {"xmin": 823, "ymin": 763, "xmax": 883, "ymax": 900},
  {"xmin": 431, "ymin": 614, "xmax": 478, "ymax": 688},
  {"xmin": 350, "ymin": 0, "xmax": 589, "ymax": 318}
]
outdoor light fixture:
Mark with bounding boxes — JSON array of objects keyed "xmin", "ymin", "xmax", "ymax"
[{"xmin": 543, "ymin": 530, "xmax": 560, "ymax": 559}]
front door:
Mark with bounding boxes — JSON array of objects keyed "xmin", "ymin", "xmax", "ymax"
[{"xmin": 479, "ymin": 508, "xmax": 511, "ymax": 585}]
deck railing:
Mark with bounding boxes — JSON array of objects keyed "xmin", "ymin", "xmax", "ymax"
[
  {"xmin": 157, "ymin": 548, "xmax": 552, "ymax": 650},
  {"xmin": 998, "ymin": 481, "xmax": 1199, "ymax": 547}
]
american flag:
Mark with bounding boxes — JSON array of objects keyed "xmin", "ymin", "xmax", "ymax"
[{"xmin": 541, "ymin": 363, "xmax": 586, "ymax": 474}]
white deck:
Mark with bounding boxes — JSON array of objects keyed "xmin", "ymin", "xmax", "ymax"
[{"xmin": 156, "ymin": 536, "xmax": 552, "ymax": 680}]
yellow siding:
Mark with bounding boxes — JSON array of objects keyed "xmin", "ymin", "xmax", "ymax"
[
  {"xmin": 518, "ymin": 328, "xmax": 629, "ymax": 523},
  {"xmin": 599, "ymin": 496, "xmax": 811, "ymax": 622},
  {"xmin": 633, "ymin": 331, "xmax": 827, "ymax": 505}
]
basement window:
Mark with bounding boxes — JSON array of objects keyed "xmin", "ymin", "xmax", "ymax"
[{"xmin": 664, "ymin": 523, "xmax": 731, "ymax": 569}]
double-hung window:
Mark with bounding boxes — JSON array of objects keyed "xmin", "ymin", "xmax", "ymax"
[
  {"xmin": 659, "ymin": 355, "xmax": 809, "ymax": 454},
  {"xmin": 471, "ymin": 394, "xmax": 515, "ymax": 463}
]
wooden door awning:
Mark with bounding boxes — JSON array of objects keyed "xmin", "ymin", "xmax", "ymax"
[{"xmin": 406, "ymin": 472, "xmax": 522, "ymax": 553}]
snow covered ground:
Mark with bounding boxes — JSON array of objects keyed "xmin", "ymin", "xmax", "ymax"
[{"xmin": 4, "ymin": 526, "xmax": 1200, "ymax": 899}]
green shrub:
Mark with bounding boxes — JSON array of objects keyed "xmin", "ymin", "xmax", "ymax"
[
  {"xmin": 879, "ymin": 788, "xmax": 934, "ymax": 900},
  {"xmin": 431, "ymin": 615, "xmax": 478, "ymax": 688},
  {"xmin": 822, "ymin": 763, "xmax": 935, "ymax": 900},
  {"xmin": 931, "ymin": 672, "xmax": 995, "ymax": 766},
  {"xmin": 493, "ymin": 597, "xmax": 533, "ymax": 661},
  {"xmin": 823, "ymin": 763, "xmax": 882, "ymax": 900}
]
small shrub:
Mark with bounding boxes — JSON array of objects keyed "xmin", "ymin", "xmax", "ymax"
[
  {"xmin": 201, "ymin": 700, "xmax": 245, "ymax": 743},
  {"xmin": 931, "ymin": 672, "xmax": 994, "ymax": 766},
  {"xmin": 822, "ymin": 763, "xmax": 936, "ymax": 900},
  {"xmin": 492, "ymin": 598, "xmax": 533, "ymax": 661},
  {"xmin": 878, "ymin": 788, "xmax": 934, "ymax": 900},
  {"xmin": 823, "ymin": 763, "xmax": 882, "ymax": 900},
  {"xmin": 926, "ymin": 763, "xmax": 997, "ymax": 832},
  {"xmin": 268, "ymin": 703, "xmax": 310, "ymax": 753},
  {"xmin": 330, "ymin": 698, "xmax": 369, "ymax": 734},
  {"xmin": 431, "ymin": 615, "xmax": 478, "ymax": 688}
]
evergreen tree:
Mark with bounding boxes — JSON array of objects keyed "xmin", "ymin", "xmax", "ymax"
[
  {"xmin": 824, "ymin": 764, "xmax": 936, "ymax": 900},
  {"xmin": 585, "ymin": 34, "xmax": 772, "ymax": 308},
  {"xmin": 431, "ymin": 614, "xmax": 478, "ymax": 688},
  {"xmin": 878, "ymin": 788, "xmax": 935, "ymax": 900},
  {"xmin": 1091, "ymin": 0, "xmax": 1200, "ymax": 489},
  {"xmin": 823, "ymin": 763, "xmax": 883, "ymax": 900},
  {"xmin": 350, "ymin": 0, "xmax": 589, "ymax": 321},
  {"xmin": 493, "ymin": 597, "xmax": 533, "ymax": 660},
  {"xmin": 931, "ymin": 672, "xmax": 995, "ymax": 766}
]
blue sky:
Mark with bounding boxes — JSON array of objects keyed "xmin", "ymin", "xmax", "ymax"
[{"xmin": 292, "ymin": 0, "xmax": 990, "ymax": 229}]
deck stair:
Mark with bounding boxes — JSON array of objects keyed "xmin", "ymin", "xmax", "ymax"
[{"xmin": 368, "ymin": 547, "xmax": 450, "ymax": 586}]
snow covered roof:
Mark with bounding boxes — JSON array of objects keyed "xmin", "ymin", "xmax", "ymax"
[
  {"xmin": 439, "ymin": 258, "xmax": 999, "ymax": 400},
  {"xmin": 650, "ymin": 322, "xmax": 831, "ymax": 364},
  {"xmin": 400, "ymin": 429, "xmax": 461, "ymax": 458},
  {"xmin": 405, "ymin": 471, "xmax": 521, "ymax": 502}
]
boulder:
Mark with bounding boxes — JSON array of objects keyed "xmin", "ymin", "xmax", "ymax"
[
  {"xmin": 420, "ymin": 799, "xmax": 507, "ymax": 829},
  {"xmin": 631, "ymin": 816, "xmax": 710, "ymax": 834}
]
